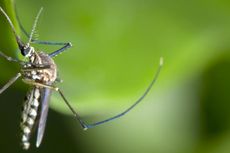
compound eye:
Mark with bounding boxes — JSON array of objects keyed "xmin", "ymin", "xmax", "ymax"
[
  {"xmin": 21, "ymin": 46, "xmax": 33, "ymax": 57},
  {"xmin": 20, "ymin": 47, "xmax": 26, "ymax": 56}
]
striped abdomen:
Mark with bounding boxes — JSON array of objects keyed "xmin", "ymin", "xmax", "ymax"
[{"xmin": 20, "ymin": 87, "xmax": 40, "ymax": 150}]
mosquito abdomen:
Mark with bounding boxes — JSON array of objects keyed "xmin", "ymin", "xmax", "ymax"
[{"xmin": 20, "ymin": 87, "xmax": 40, "ymax": 150}]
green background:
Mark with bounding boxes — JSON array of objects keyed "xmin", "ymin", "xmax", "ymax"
[{"xmin": 0, "ymin": 0, "xmax": 230, "ymax": 153}]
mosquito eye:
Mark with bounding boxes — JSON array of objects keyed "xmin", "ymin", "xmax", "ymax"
[
  {"xmin": 17, "ymin": 45, "xmax": 27, "ymax": 56},
  {"xmin": 21, "ymin": 46, "xmax": 33, "ymax": 57},
  {"xmin": 21, "ymin": 48, "xmax": 26, "ymax": 56}
]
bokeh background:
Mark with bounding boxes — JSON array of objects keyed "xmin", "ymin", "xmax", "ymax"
[{"xmin": 0, "ymin": 0, "xmax": 230, "ymax": 153}]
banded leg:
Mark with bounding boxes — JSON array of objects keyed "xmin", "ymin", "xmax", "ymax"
[{"xmin": 0, "ymin": 73, "xmax": 21, "ymax": 94}]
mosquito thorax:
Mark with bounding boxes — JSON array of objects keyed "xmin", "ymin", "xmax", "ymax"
[{"xmin": 22, "ymin": 51, "xmax": 57, "ymax": 84}]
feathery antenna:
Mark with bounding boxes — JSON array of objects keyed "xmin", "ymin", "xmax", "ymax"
[{"xmin": 28, "ymin": 7, "xmax": 43, "ymax": 44}]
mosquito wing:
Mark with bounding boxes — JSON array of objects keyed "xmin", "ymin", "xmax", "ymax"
[{"xmin": 36, "ymin": 88, "xmax": 52, "ymax": 148}]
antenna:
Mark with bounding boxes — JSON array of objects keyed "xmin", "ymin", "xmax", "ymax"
[{"xmin": 28, "ymin": 7, "xmax": 43, "ymax": 44}]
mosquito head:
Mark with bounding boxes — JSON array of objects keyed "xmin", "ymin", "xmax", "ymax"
[{"xmin": 21, "ymin": 43, "xmax": 35, "ymax": 57}]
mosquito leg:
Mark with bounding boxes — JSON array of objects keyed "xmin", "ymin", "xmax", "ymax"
[
  {"xmin": 88, "ymin": 58, "xmax": 163, "ymax": 129},
  {"xmin": 48, "ymin": 42, "xmax": 72, "ymax": 58},
  {"xmin": 57, "ymin": 89, "xmax": 89, "ymax": 130},
  {"xmin": 0, "ymin": 73, "xmax": 21, "ymax": 94},
  {"xmin": 23, "ymin": 41, "xmax": 72, "ymax": 58},
  {"xmin": 21, "ymin": 79, "xmax": 59, "ymax": 90},
  {"xmin": 0, "ymin": 51, "xmax": 27, "ymax": 66},
  {"xmin": 0, "ymin": 51, "xmax": 21, "ymax": 63},
  {"xmin": 58, "ymin": 57, "xmax": 164, "ymax": 130}
]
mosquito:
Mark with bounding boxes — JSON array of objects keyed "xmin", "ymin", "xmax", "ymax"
[{"xmin": 0, "ymin": 6, "xmax": 163, "ymax": 150}]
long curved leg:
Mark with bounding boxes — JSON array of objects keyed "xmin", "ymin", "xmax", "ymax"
[
  {"xmin": 58, "ymin": 57, "xmax": 163, "ymax": 129},
  {"xmin": 32, "ymin": 57, "xmax": 164, "ymax": 130}
]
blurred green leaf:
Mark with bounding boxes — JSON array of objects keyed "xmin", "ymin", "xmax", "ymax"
[{"xmin": 1, "ymin": 0, "xmax": 230, "ymax": 153}]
